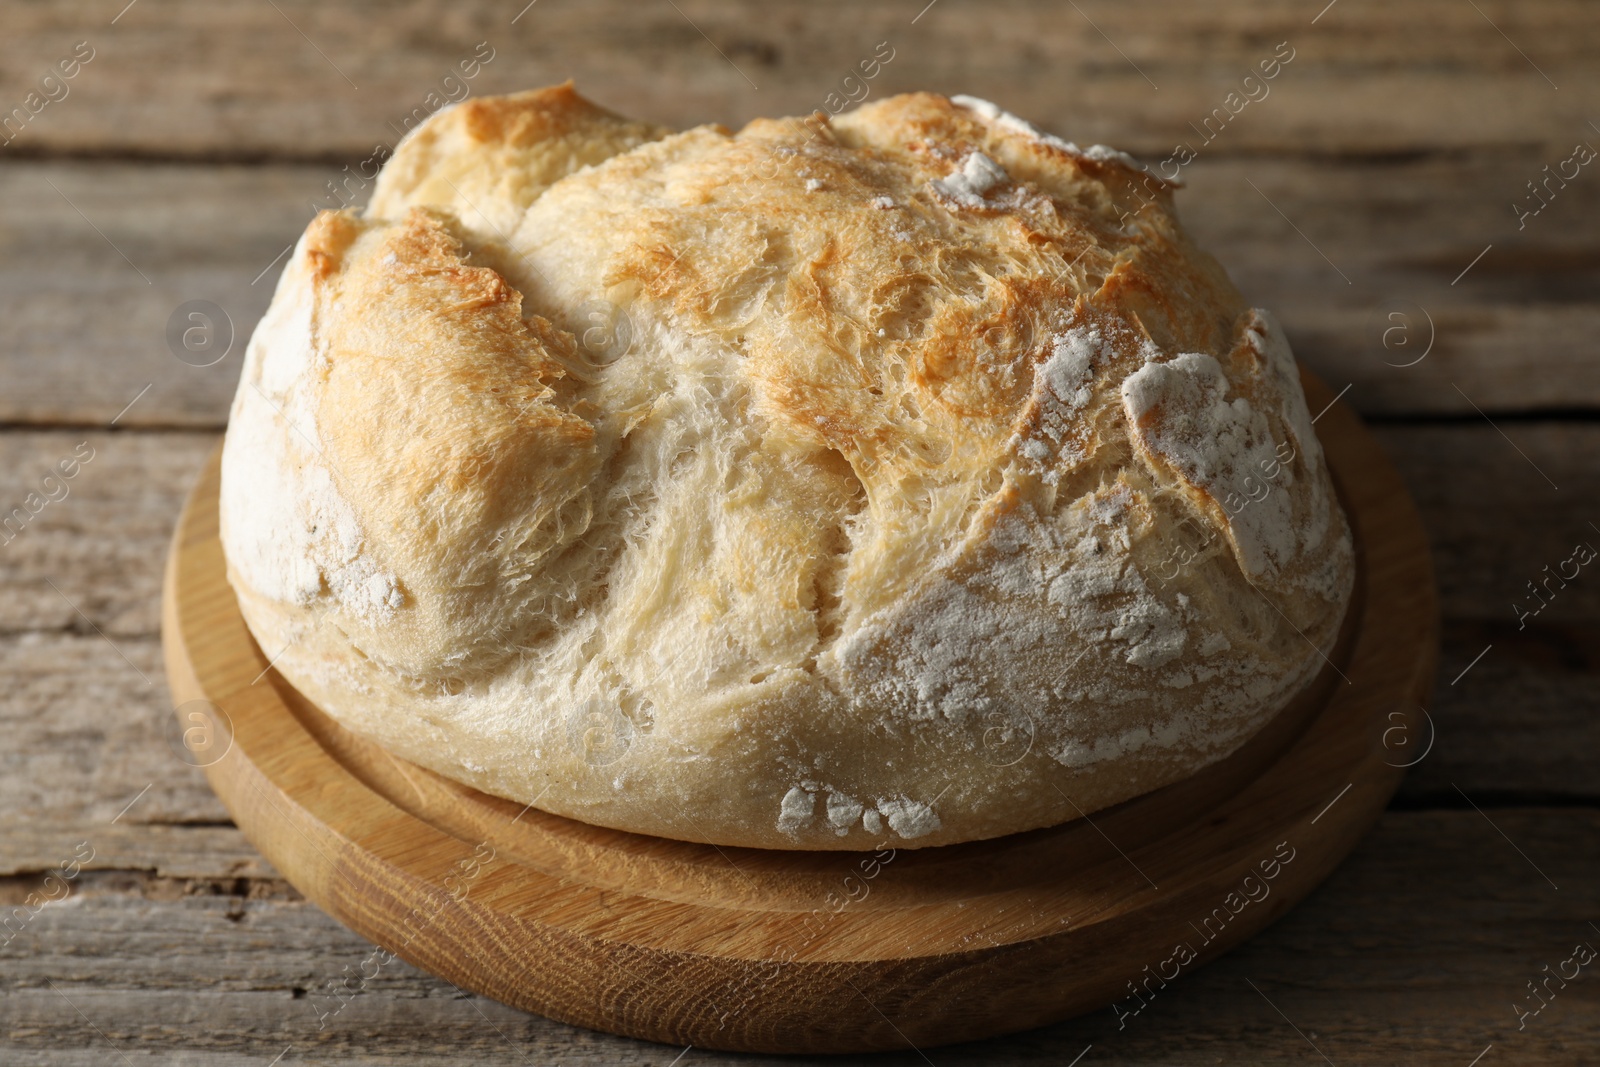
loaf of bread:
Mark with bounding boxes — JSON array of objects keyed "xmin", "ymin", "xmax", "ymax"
[{"xmin": 219, "ymin": 83, "xmax": 1354, "ymax": 849}]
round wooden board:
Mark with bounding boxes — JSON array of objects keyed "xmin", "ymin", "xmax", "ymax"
[{"xmin": 161, "ymin": 373, "xmax": 1436, "ymax": 1055}]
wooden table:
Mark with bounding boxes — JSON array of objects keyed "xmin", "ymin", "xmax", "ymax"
[{"xmin": 2, "ymin": 1, "xmax": 1595, "ymax": 1062}]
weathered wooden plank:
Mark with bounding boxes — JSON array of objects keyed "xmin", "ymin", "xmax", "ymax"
[
  {"xmin": 0, "ymin": 631, "xmax": 216, "ymax": 823},
  {"xmin": 1, "ymin": 155, "xmax": 1597, "ymax": 428},
  {"xmin": 0, "ymin": 0, "xmax": 1594, "ymax": 160},
  {"xmin": 0, "ymin": 164, "xmax": 295, "ymax": 429},
  {"xmin": 2, "ymin": 811, "xmax": 1595, "ymax": 1064},
  {"xmin": 0, "ymin": 432, "xmax": 217, "ymax": 637},
  {"xmin": 0, "ymin": 826, "xmax": 274, "ymax": 881},
  {"xmin": 1370, "ymin": 424, "xmax": 1600, "ymax": 626},
  {"xmin": 0, "ymin": 605, "xmax": 259, "ymax": 882},
  {"xmin": 1395, "ymin": 620, "xmax": 1599, "ymax": 806},
  {"xmin": 1184, "ymin": 157, "xmax": 1600, "ymax": 417}
]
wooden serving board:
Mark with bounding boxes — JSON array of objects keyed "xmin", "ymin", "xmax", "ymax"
[{"xmin": 160, "ymin": 375, "xmax": 1436, "ymax": 1055}]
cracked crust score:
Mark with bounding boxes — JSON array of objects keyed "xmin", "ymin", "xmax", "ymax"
[{"xmin": 218, "ymin": 85, "xmax": 1355, "ymax": 850}]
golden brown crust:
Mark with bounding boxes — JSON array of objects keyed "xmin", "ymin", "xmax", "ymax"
[
  {"xmin": 302, "ymin": 209, "xmax": 361, "ymax": 279},
  {"xmin": 307, "ymin": 208, "xmax": 597, "ymax": 676},
  {"xmin": 220, "ymin": 86, "xmax": 1354, "ymax": 850},
  {"xmin": 457, "ymin": 81, "xmax": 611, "ymax": 144},
  {"xmin": 366, "ymin": 83, "xmax": 670, "ymax": 246}
]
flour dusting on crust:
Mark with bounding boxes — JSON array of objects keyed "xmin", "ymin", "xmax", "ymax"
[
  {"xmin": 930, "ymin": 150, "xmax": 1010, "ymax": 208},
  {"xmin": 951, "ymin": 93, "xmax": 1151, "ymax": 173},
  {"xmin": 220, "ymin": 240, "xmax": 404, "ymax": 631}
]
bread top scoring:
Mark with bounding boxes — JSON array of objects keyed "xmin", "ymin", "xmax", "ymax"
[{"xmin": 220, "ymin": 84, "xmax": 1353, "ymax": 848}]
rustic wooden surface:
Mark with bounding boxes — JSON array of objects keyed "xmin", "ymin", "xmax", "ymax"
[{"xmin": 2, "ymin": 0, "xmax": 1596, "ymax": 1063}]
